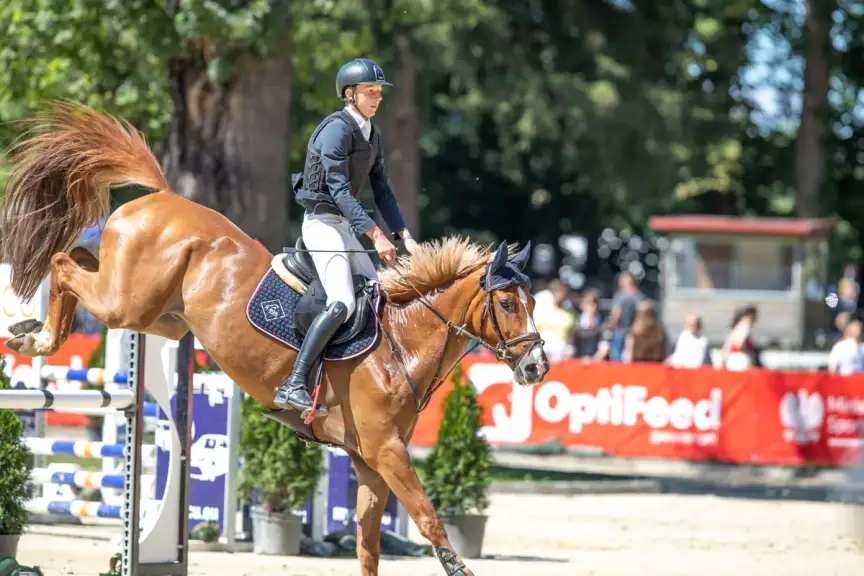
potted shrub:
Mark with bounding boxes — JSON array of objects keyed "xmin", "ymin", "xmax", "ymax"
[
  {"xmin": 0, "ymin": 357, "xmax": 33, "ymax": 558},
  {"xmin": 421, "ymin": 361, "xmax": 492, "ymax": 558},
  {"xmin": 237, "ymin": 394, "xmax": 324, "ymax": 555}
]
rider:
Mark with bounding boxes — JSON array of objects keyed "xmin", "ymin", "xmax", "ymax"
[{"xmin": 273, "ymin": 57, "xmax": 419, "ymax": 417}]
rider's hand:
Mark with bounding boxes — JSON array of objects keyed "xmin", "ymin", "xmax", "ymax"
[{"xmin": 370, "ymin": 228, "xmax": 397, "ymax": 263}]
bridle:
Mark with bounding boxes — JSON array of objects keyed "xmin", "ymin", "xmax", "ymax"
[{"xmin": 368, "ymin": 264, "xmax": 544, "ymax": 412}]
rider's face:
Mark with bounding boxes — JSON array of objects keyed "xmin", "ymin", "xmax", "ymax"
[{"xmin": 349, "ymin": 84, "xmax": 383, "ymax": 117}]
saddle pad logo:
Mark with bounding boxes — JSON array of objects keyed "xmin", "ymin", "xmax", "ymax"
[
  {"xmin": 260, "ymin": 300, "xmax": 286, "ymax": 322},
  {"xmin": 373, "ymin": 65, "xmax": 385, "ymax": 81}
]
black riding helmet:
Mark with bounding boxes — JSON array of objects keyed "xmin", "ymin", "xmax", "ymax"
[{"xmin": 336, "ymin": 58, "xmax": 392, "ymax": 102}]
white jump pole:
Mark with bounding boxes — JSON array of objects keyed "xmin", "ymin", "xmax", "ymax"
[{"xmin": 0, "ymin": 331, "xmax": 192, "ymax": 575}]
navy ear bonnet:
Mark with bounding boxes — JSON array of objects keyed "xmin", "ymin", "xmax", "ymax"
[{"xmin": 480, "ymin": 241, "xmax": 533, "ymax": 291}]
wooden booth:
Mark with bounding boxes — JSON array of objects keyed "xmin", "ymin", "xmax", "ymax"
[{"xmin": 648, "ymin": 215, "xmax": 836, "ymax": 349}]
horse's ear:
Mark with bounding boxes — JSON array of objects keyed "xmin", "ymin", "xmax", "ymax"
[
  {"xmin": 489, "ymin": 242, "xmax": 507, "ymax": 270},
  {"xmin": 509, "ymin": 240, "xmax": 532, "ymax": 271},
  {"xmin": 484, "ymin": 241, "xmax": 510, "ymax": 290},
  {"xmin": 490, "ymin": 241, "xmax": 509, "ymax": 271}
]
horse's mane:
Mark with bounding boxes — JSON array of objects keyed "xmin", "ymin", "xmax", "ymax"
[
  {"xmin": 379, "ymin": 236, "xmax": 489, "ymax": 303},
  {"xmin": 379, "ymin": 235, "xmax": 515, "ymax": 303}
]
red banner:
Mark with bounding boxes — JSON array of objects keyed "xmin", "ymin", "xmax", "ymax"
[{"xmin": 412, "ymin": 357, "xmax": 864, "ymax": 467}]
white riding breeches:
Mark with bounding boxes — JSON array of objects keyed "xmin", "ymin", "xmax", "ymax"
[{"xmin": 301, "ymin": 212, "xmax": 378, "ymax": 320}]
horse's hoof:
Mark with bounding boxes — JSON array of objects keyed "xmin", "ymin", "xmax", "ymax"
[
  {"xmin": 6, "ymin": 333, "xmax": 42, "ymax": 356},
  {"xmin": 8, "ymin": 319, "xmax": 43, "ymax": 337},
  {"xmin": 5, "ymin": 335, "xmax": 24, "ymax": 353}
]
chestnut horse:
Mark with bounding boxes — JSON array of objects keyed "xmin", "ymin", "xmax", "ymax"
[{"xmin": 0, "ymin": 103, "xmax": 550, "ymax": 575}]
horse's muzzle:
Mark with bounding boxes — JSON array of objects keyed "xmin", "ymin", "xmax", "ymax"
[{"xmin": 513, "ymin": 342, "xmax": 549, "ymax": 386}]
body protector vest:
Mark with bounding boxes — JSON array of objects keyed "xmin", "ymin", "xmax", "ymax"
[{"xmin": 300, "ymin": 110, "xmax": 379, "ymax": 201}]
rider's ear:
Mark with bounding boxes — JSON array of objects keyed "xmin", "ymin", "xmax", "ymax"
[{"xmin": 509, "ymin": 240, "xmax": 532, "ymax": 271}]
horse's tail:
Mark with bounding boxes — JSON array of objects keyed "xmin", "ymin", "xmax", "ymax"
[{"xmin": 0, "ymin": 101, "xmax": 169, "ymax": 301}]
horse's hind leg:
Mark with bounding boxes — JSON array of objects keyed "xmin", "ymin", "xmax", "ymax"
[
  {"xmin": 6, "ymin": 245, "xmax": 183, "ymax": 357},
  {"xmin": 350, "ymin": 453, "xmax": 392, "ymax": 576},
  {"xmin": 370, "ymin": 441, "xmax": 474, "ymax": 576},
  {"xmin": 7, "ymin": 247, "xmax": 102, "ymax": 355},
  {"xmin": 8, "ymin": 247, "xmax": 100, "ymax": 340}
]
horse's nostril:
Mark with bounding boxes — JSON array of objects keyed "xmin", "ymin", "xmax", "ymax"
[{"xmin": 525, "ymin": 363, "xmax": 539, "ymax": 377}]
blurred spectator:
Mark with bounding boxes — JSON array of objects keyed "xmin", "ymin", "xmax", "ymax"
[
  {"xmin": 835, "ymin": 310, "xmax": 852, "ymax": 333},
  {"xmin": 571, "ymin": 289, "xmax": 610, "ymax": 362},
  {"xmin": 828, "ymin": 319, "xmax": 864, "ymax": 376},
  {"xmin": 829, "ymin": 311, "xmax": 853, "ymax": 346},
  {"xmin": 533, "ymin": 279, "xmax": 575, "ymax": 362},
  {"xmin": 837, "ymin": 274, "xmax": 859, "ymax": 314},
  {"xmin": 562, "ymin": 287, "xmax": 581, "ymax": 314},
  {"xmin": 721, "ymin": 305, "xmax": 759, "ymax": 371},
  {"xmin": 606, "ymin": 271, "xmax": 646, "ymax": 361},
  {"xmin": 622, "ymin": 300, "xmax": 668, "ymax": 363},
  {"xmin": 667, "ymin": 313, "xmax": 711, "ymax": 368}
]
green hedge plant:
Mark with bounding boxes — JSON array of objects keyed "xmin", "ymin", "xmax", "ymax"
[
  {"xmin": 0, "ymin": 357, "xmax": 33, "ymax": 535},
  {"xmin": 422, "ymin": 362, "xmax": 492, "ymax": 517}
]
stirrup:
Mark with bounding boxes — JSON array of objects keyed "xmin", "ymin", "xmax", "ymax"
[{"xmin": 273, "ymin": 357, "xmax": 328, "ymax": 422}]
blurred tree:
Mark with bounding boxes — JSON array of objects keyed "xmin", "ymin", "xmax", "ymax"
[
  {"xmin": 795, "ymin": 0, "xmax": 835, "ymax": 218},
  {"xmin": 1, "ymin": 0, "xmax": 861, "ymax": 284},
  {"xmin": 352, "ymin": 0, "xmax": 495, "ymax": 239},
  {"xmin": 0, "ymin": 0, "xmax": 366, "ymax": 252},
  {"xmin": 418, "ymin": 0, "xmax": 755, "ymax": 286}
]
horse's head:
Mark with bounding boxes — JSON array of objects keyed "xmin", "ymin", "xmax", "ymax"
[{"xmin": 474, "ymin": 241, "xmax": 550, "ymax": 386}]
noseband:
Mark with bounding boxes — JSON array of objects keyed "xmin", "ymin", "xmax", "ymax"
[
  {"xmin": 481, "ymin": 288, "xmax": 544, "ymax": 365},
  {"xmin": 370, "ymin": 265, "xmax": 544, "ymax": 412}
]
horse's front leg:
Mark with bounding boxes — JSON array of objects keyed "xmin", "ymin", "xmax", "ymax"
[
  {"xmin": 369, "ymin": 439, "xmax": 473, "ymax": 576},
  {"xmin": 350, "ymin": 453, "xmax": 392, "ymax": 576}
]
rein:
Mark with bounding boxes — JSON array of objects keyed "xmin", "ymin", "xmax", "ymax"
[{"xmin": 367, "ymin": 264, "xmax": 543, "ymax": 412}]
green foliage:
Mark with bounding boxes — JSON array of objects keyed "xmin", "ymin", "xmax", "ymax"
[
  {"xmin": 421, "ymin": 362, "xmax": 491, "ymax": 517},
  {"xmin": 0, "ymin": 0, "xmax": 172, "ymax": 141},
  {"xmin": 190, "ymin": 520, "xmax": 221, "ymax": 543},
  {"xmin": 0, "ymin": 357, "xmax": 33, "ymax": 535},
  {"xmin": 86, "ymin": 324, "xmax": 108, "ymax": 370},
  {"xmin": 4, "ymin": 0, "xmax": 864, "ymax": 280},
  {"xmin": 0, "ymin": 0, "xmax": 295, "ymax": 144},
  {"xmin": 236, "ymin": 395, "xmax": 324, "ymax": 513},
  {"xmin": 98, "ymin": 553, "xmax": 121, "ymax": 576}
]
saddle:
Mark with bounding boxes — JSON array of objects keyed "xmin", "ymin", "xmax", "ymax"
[{"xmin": 277, "ymin": 237, "xmax": 376, "ymax": 345}]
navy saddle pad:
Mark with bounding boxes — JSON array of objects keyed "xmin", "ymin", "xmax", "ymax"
[{"xmin": 245, "ymin": 268, "xmax": 382, "ymax": 361}]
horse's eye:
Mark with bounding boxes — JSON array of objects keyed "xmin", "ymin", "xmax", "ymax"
[{"xmin": 499, "ymin": 299, "xmax": 514, "ymax": 313}]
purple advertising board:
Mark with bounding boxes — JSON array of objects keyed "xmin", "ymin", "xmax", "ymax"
[
  {"xmin": 155, "ymin": 380, "xmax": 230, "ymax": 534},
  {"xmin": 303, "ymin": 448, "xmax": 400, "ymax": 536}
]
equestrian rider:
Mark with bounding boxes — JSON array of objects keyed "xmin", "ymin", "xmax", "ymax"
[{"xmin": 273, "ymin": 57, "xmax": 419, "ymax": 417}]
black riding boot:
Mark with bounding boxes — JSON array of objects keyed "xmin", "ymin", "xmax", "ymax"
[{"xmin": 273, "ymin": 301, "xmax": 348, "ymax": 418}]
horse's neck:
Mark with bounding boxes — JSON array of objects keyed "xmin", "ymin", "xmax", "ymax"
[{"xmin": 385, "ymin": 275, "xmax": 484, "ymax": 393}]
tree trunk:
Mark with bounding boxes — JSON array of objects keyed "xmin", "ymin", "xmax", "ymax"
[
  {"xmin": 795, "ymin": 0, "xmax": 833, "ymax": 218},
  {"xmin": 162, "ymin": 57, "xmax": 293, "ymax": 253},
  {"xmin": 381, "ymin": 31, "xmax": 421, "ymax": 238}
]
